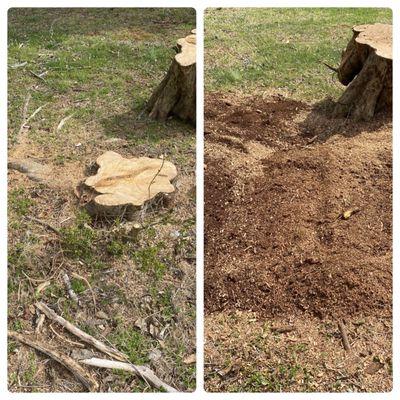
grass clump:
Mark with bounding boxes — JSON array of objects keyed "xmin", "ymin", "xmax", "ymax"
[
  {"xmin": 109, "ymin": 327, "xmax": 153, "ymax": 365},
  {"xmin": 60, "ymin": 210, "xmax": 97, "ymax": 262},
  {"xmin": 134, "ymin": 245, "xmax": 166, "ymax": 280},
  {"xmin": 8, "ymin": 188, "xmax": 34, "ymax": 217}
]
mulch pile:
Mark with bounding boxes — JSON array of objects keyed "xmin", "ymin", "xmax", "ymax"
[{"xmin": 205, "ymin": 93, "xmax": 392, "ymax": 319}]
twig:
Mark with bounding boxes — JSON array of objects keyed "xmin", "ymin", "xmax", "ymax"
[
  {"xmin": 25, "ymin": 104, "xmax": 47, "ymax": 124},
  {"xmin": 9, "ymin": 61, "xmax": 28, "ymax": 69},
  {"xmin": 338, "ymin": 320, "xmax": 351, "ymax": 351},
  {"xmin": 28, "ymin": 69, "xmax": 46, "ymax": 81},
  {"xmin": 16, "ymin": 92, "xmax": 31, "ymax": 138},
  {"xmin": 35, "ymin": 301, "xmax": 126, "ymax": 361},
  {"xmin": 8, "ymin": 330, "xmax": 98, "ymax": 391},
  {"xmin": 322, "ymin": 61, "xmax": 339, "ymax": 73},
  {"xmin": 71, "ymin": 272, "xmax": 97, "ymax": 311},
  {"xmin": 49, "ymin": 324, "xmax": 85, "ymax": 348},
  {"xmin": 62, "ymin": 272, "xmax": 79, "ymax": 304},
  {"xmin": 80, "ymin": 357, "xmax": 178, "ymax": 393},
  {"xmin": 148, "ymin": 156, "xmax": 165, "ymax": 201},
  {"xmin": 26, "ymin": 215, "xmax": 60, "ymax": 235},
  {"xmin": 56, "ymin": 113, "xmax": 75, "ymax": 132},
  {"xmin": 271, "ymin": 325, "xmax": 296, "ymax": 334},
  {"xmin": 35, "ymin": 313, "xmax": 46, "ymax": 334}
]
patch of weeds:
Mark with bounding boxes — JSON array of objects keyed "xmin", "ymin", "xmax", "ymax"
[
  {"xmin": 149, "ymin": 285, "xmax": 176, "ymax": 323},
  {"xmin": 11, "ymin": 319, "xmax": 23, "ymax": 332},
  {"xmin": 8, "ymin": 188, "xmax": 34, "ymax": 217},
  {"xmin": 79, "ymin": 322, "xmax": 98, "ymax": 337},
  {"xmin": 70, "ymin": 278, "xmax": 86, "ymax": 294},
  {"xmin": 43, "ymin": 283, "xmax": 63, "ymax": 299},
  {"xmin": 8, "ymin": 340, "xmax": 17, "ymax": 354},
  {"xmin": 109, "ymin": 327, "xmax": 153, "ymax": 365},
  {"xmin": 106, "ymin": 239, "xmax": 126, "ymax": 257},
  {"xmin": 60, "ymin": 210, "xmax": 97, "ymax": 262},
  {"xmin": 134, "ymin": 245, "xmax": 166, "ymax": 280},
  {"xmin": 22, "ymin": 352, "xmax": 37, "ymax": 384}
]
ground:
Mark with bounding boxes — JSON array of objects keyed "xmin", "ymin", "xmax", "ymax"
[
  {"xmin": 8, "ymin": 8, "xmax": 196, "ymax": 392},
  {"xmin": 204, "ymin": 8, "xmax": 392, "ymax": 392}
]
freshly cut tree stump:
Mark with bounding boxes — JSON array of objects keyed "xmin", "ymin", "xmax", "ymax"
[
  {"xmin": 147, "ymin": 29, "xmax": 196, "ymax": 125},
  {"xmin": 82, "ymin": 151, "xmax": 177, "ymax": 219},
  {"xmin": 333, "ymin": 23, "xmax": 392, "ymax": 121}
]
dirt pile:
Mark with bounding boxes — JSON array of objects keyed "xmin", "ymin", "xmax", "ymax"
[{"xmin": 205, "ymin": 93, "xmax": 392, "ymax": 319}]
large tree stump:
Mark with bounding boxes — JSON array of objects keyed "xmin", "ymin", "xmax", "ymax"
[
  {"xmin": 333, "ymin": 23, "xmax": 392, "ymax": 121},
  {"xmin": 146, "ymin": 29, "xmax": 196, "ymax": 125},
  {"xmin": 81, "ymin": 151, "xmax": 177, "ymax": 219}
]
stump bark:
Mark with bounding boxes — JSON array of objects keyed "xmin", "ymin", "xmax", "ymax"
[
  {"xmin": 333, "ymin": 23, "xmax": 392, "ymax": 121},
  {"xmin": 81, "ymin": 151, "xmax": 177, "ymax": 219},
  {"xmin": 147, "ymin": 29, "xmax": 196, "ymax": 125}
]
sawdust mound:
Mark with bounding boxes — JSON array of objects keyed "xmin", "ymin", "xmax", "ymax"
[{"xmin": 205, "ymin": 94, "xmax": 392, "ymax": 319}]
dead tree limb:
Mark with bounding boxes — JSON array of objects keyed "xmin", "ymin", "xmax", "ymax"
[
  {"xmin": 8, "ymin": 330, "xmax": 98, "ymax": 391},
  {"xmin": 35, "ymin": 301, "xmax": 126, "ymax": 361},
  {"xmin": 80, "ymin": 357, "xmax": 178, "ymax": 393}
]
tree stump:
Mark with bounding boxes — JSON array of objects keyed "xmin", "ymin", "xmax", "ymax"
[
  {"xmin": 333, "ymin": 23, "xmax": 392, "ymax": 121},
  {"xmin": 146, "ymin": 29, "xmax": 196, "ymax": 125},
  {"xmin": 81, "ymin": 151, "xmax": 177, "ymax": 219}
]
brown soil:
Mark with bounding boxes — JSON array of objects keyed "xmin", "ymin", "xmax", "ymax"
[{"xmin": 205, "ymin": 92, "xmax": 392, "ymax": 320}]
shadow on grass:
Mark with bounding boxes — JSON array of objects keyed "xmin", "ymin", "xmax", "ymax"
[
  {"xmin": 100, "ymin": 105, "xmax": 193, "ymax": 145},
  {"xmin": 300, "ymin": 97, "xmax": 392, "ymax": 143}
]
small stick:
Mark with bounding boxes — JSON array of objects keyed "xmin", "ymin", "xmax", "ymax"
[
  {"xmin": 71, "ymin": 272, "xmax": 97, "ymax": 311},
  {"xmin": 271, "ymin": 325, "xmax": 296, "ymax": 334},
  {"xmin": 49, "ymin": 324, "xmax": 85, "ymax": 348},
  {"xmin": 8, "ymin": 330, "xmax": 98, "ymax": 391},
  {"xmin": 322, "ymin": 61, "xmax": 339, "ymax": 73},
  {"xmin": 16, "ymin": 92, "xmax": 31, "ymax": 138},
  {"xmin": 35, "ymin": 313, "xmax": 46, "ymax": 334},
  {"xmin": 35, "ymin": 301, "xmax": 126, "ymax": 361},
  {"xmin": 26, "ymin": 216, "xmax": 60, "ymax": 235},
  {"xmin": 80, "ymin": 357, "xmax": 178, "ymax": 393},
  {"xmin": 56, "ymin": 114, "xmax": 74, "ymax": 132},
  {"xmin": 62, "ymin": 272, "xmax": 79, "ymax": 304},
  {"xmin": 338, "ymin": 320, "xmax": 351, "ymax": 351},
  {"xmin": 28, "ymin": 69, "xmax": 46, "ymax": 81}
]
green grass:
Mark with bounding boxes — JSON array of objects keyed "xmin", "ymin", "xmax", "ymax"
[
  {"xmin": 109, "ymin": 327, "xmax": 154, "ymax": 365},
  {"xmin": 8, "ymin": 8, "xmax": 195, "ymax": 149},
  {"xmin": 205, "ymin": 8, "xmax": 392, "ymax": 101}
]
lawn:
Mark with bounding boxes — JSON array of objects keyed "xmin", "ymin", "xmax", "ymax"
[
  {"xmin": 8, "ymin": 8, "xmax": 196, "ymax": 392},
  {"xmin": 205, "ymin": 8, "xmax": 392, "ymax": 101}
]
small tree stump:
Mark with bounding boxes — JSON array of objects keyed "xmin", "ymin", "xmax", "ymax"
[
  {"xmin": 146, "ymin": 29, "xmax": 196, "ymax": 125},
  {"xmin": 333, "ymin": 23, "xmax": 392, "ymax": 121},
  {"xmin": 82, "ymin": 151, "xmax": 177, "ymax": 219}
]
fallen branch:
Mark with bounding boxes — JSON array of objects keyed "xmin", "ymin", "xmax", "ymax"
[
  {"xmin": 80, "ymin": 357, "xmax": 178, "ymax": 393},
  {"xmin": 35, "ymin": 301, "xmax": 126, "ymax": 361},
  {"xmin": 8, "ymin": 330, "xmax": 98, "ymax": 391},
  {"xmin": 338, "ymin": 320, "xmax": 351, "ymax": 351}
]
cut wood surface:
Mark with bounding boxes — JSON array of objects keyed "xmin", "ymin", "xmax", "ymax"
[
  {"xmin": 82, "ymin": 151, "xmax": 177, "ymax": 219},
  {"xmin": 147, "ymin": 29, "xmax": 196, "ymax": 125},
  {"xmin": 8, "ymin": 330, "xmax": 99, "ymax": 392},
  {"xmin": 35, "ymin": 301, "xmax": 127, "ymax": 361},
  {"xmin": 80, "ymin": 357, "xmax": 178, "ymax": 393},
  {"xmin": 334, "ymin": 23, "xmax": 392, "ymax": 120}
]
